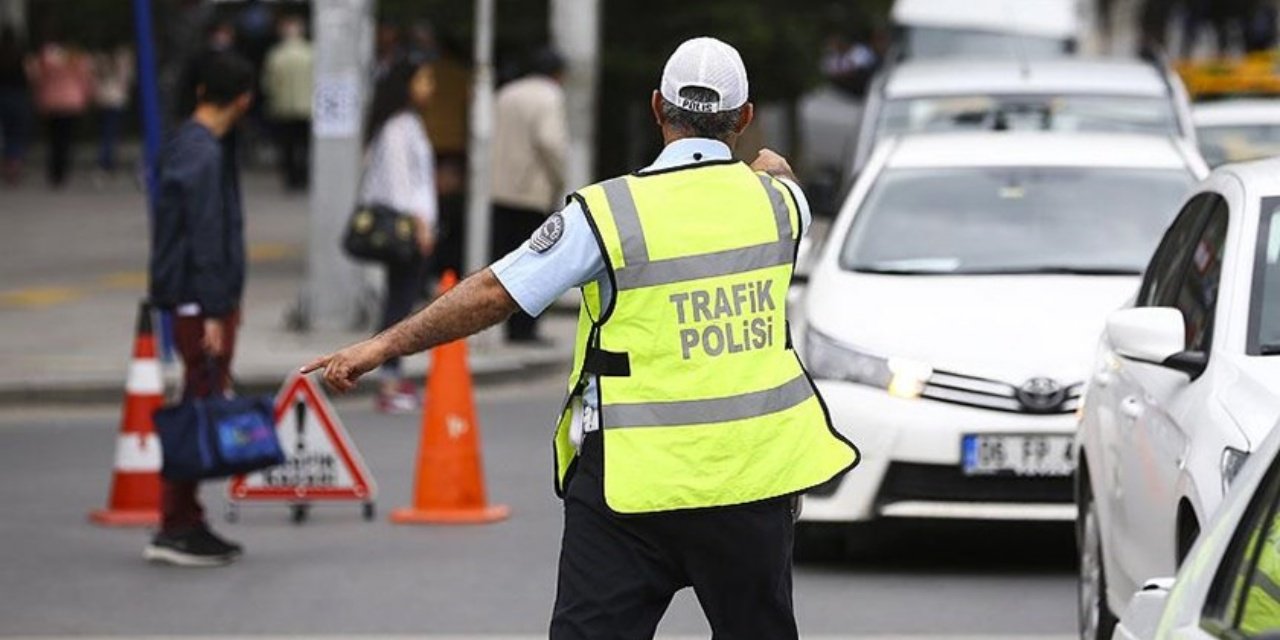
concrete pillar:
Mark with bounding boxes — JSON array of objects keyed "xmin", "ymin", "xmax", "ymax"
[
  {"xmin": 302, "ymin": 0, "xmax": 373, "ymax": 331},
  {"xmin": 550, "ymin": 0, "xmax": 600, "ymax": 194}
]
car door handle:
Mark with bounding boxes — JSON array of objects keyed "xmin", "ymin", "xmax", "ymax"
[{"xmin": 1121, "ymin": 396, "xmax": 1144, "ymax": 420}]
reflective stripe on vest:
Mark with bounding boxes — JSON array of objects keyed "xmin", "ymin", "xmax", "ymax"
[{"xmin": 551, "ymin": 161, "xmax": 859, "ymax": 514}]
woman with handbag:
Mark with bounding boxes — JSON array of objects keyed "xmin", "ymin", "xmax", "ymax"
[{"xmin": 357, "ymin": 58, "xmax": 438, "ymax": 413}]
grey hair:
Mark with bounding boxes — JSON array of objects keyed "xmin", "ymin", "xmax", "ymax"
[{"xmin": 660, "ymin": 86, "xmax": 745, "ymax": 141}]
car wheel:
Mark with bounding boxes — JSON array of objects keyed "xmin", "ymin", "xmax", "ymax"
[{"xmin": 1079, "ymin": 490, "xmax": 1118, "ymax": 640}]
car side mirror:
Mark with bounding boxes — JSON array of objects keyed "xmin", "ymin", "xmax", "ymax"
[
  {"xmin": 1118, "ymin": 577, "xmax": 1175, "ymax": 639},
  {"xmin": 1106, "ymin": 308, "xmax": 1208, "ymax": 378}
]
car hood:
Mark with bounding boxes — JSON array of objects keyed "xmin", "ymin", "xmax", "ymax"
[
  {"xmin": 1220, "ymin": 355, "xmax": 1280, "ymax": 447},
  {"xmin": 806, "ymin": 270, "xmax": 1140, "ymax": 384}
]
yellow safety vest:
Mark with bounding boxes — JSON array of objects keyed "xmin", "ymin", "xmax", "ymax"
[
  {"xmin": 1241, "ymin": 518, "xmax": 1280, "ymax": 634},
  {"xmin": 551, "ymin": 160, "xmax": 859, "ymax": 514}
]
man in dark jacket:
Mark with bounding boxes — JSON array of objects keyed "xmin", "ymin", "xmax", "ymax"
[{"xmin": 146, "ymin": 52, "xmax": 253, "ymax": 567}]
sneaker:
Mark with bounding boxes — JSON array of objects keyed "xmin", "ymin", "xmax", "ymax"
[
  {"xmin": 195, "ymin": 525, "xmax": 243, "ymax": 557},
  {"xmin": 143, "ymin": 529, "xmax": 235, "ymax": 567}
]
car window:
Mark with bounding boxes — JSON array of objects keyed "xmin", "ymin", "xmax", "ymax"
[
  {"xmin": 1198, "ymin": 124, "xmax": 1280, "ymax": 167},
  {"xmin": 901, "ymin": 27, "xmax": 1068, "ymax": 59},
  {"xmin": 1203, "ymin": 449, "xmax": 1280, "ymax": 636},
  {"xmin": 840, "ymin": 167, "xmax": 1194, "ymax": 275},
  {"xmin": 1138, "ymin": 193, "xmax": 1217, "ymax": 307},
  {"xmin": 880, "ymin": 95, "xmax": 1179, "ymax": 139},
  {"xmin": 1249, "ymin": 198, "xmax": 1280, "ymax": 356},
  {"xmin": 1164, "ymin": 201, "xmax": 1228, "ymax": 353}
]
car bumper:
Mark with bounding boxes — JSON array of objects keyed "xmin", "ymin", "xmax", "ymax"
[{"xmin": 802, "ymin": 379, "xmax": 1077, "ymax": 523}]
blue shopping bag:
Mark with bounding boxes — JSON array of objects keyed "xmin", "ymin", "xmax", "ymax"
[{"xmin": 155, "ymin": 393, "xmax": 284, "ymax": 481}]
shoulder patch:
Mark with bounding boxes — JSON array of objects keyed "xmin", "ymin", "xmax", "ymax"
[{"xmin": 528, "ymin": 213, "xmax": 565, "ymax": 253}]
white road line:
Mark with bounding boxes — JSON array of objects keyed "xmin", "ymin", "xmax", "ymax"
[{"xmin": 2, "ymin": 635, "xmax": 1076, "ymax": 640}]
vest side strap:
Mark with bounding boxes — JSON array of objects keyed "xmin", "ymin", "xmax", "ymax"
[
  {"xmin": 583, "ymin": 348, "xmax": 632, "ymax": 377},
  {"xmin": 603, "ymin": 374, "xmax": 814, "ymax": 428},
  {"xmin": 614, "ymin": 239, "xmax": 794, "ymax": 290}
]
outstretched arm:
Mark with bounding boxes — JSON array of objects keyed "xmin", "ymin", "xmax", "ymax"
[{"xmin": 301, "ymin": 268, "xmax": 519, "ymax": 392}]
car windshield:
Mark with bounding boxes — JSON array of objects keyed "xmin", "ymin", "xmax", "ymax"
[
  {"xmin": 1254, "ymin": 204, "xmax": 1280, "ymax": 354},
  {"xmin": 1198, "ymin": 124, "xmax": 1280, "ymax": 167},
  {"xmin": 841, "ymin": 167, "xmax": 1194, "ymax": 275},
  {"xmin": 903, "ymin": 27, "xmax": 1068, "ymax": 59},
  {"xmin": 880, "ymin": 95, "xmax": 1179, "ymax": 140}
]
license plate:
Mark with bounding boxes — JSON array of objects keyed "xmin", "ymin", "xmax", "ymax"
[{"xmin": 962, "ymin": 434, "xmax": 1075, "ymax": 477}]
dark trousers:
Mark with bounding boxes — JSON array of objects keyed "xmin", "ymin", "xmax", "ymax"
[
  {"xmin": 380, "ymin": 255, "xmax": 429, "ymax": 376},
  {"xmin": 45, "ymin": 114, "xmax": 78, "ymax": 187},
  {"xmin": 274, "ymin": 118, "xmax": 310, "ymax": 190},
  {"xmin": 490, "ymin": 204, "xmax": 546, "ymax": 341},
  {"xmin": 550, "ymin": 434, "xmax": 799, "ymax": 640},
  {"xmin": 162, "ymin": 310, "xmax": 239, "ymax": 534},
  {"xmin": 98, "ymin": 108, "xmax": 124, "ymax": 172}
]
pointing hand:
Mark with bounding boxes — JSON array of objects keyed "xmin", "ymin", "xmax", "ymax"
[{"xmin": 300, "ymin": 338, "xmax": 390, "ymax": 394}]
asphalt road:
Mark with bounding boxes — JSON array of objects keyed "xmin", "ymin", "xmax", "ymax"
[{"xmin": 0, "ymin": 377, "xmax": 1077, "ymax": 638}]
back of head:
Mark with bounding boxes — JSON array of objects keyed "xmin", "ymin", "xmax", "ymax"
[
  {"xmin": 658, "ymin": 37, "xmax": 751, "ymax": 142},
  {"xmin": 198, "ymin": 51, "xmax": 255, "ymax": 107},
  {"xmin": 530, "ymin": 47, "xmax": 565, "ymax": 78}
]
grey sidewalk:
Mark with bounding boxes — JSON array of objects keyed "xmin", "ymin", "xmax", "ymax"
[{"xmin": 0, "ymin": 171, "xmax": 574, "ymax": 404}]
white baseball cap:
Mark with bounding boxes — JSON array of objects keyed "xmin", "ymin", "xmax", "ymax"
[{"xmin": 660, "ymin": 37, "xmax": 749, "ymax": 114}]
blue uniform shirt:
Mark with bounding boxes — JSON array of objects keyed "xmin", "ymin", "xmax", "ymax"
[{"xmin": 491, "ymin": 138, "xmax": 812, "ymax": 445}]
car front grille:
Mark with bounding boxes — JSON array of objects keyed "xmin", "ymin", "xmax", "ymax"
[
  {"xmin": 922, "ymin": 369, "xmax": 1083, "ymax": 415},
  {"xmin": 878, "ymin": 462, "xmax": 1073, "ymax": 505}
]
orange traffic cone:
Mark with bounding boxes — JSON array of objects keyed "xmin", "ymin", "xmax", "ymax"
[
  {"xmin": 89, "ymin": 301, "xmax": 164, "ymax": 527},
  {"xmin": 390, "ymin": 271, "xmax": 510, "ymax": 525}
]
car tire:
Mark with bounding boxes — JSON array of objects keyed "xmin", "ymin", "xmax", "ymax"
[{"xmin": 1079, "ymin": 487, "xmax": 1118, "ymax": 640}]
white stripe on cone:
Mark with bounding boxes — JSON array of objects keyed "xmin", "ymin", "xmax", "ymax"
[
  {"xmin": 114, "ymin": 433, "xmax": 161, "ymax": 472},
  {"xmin": 125, "ymin": 358, "xmax": 164, "ymax": 395}
]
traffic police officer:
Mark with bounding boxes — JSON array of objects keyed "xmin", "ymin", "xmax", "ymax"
[{"xmin": 304, "ymin": 36, "xmax": 859, "ymax": 639}]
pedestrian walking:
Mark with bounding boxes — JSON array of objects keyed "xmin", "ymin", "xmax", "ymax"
[
  {"xmin": 145, "ymin": 52, "xmax": 255, "ymax": 567},
  {"xmin": 489, "ymin": 48, "xmax": 568, "ymax": 344},
  {"xmin": 0, "ymin": 25, "xmax": 31, "ymax": 185},
  {"xmin": 92, "ymin": 43, "xmax": 133, "ymax": 176},
  {"xmin": 358, "ymin": 58, "xmax": 439, "ymax": 414},
  {"xmin": 303, "ymin": 37, "xmax": 858, "ymax": 638},
  {"xmin": 262, "ymin": 14, "xmax": 312, "ymax": 191},
  {"xmin": 26, "ymin": 34, "xmax": 92, "ymax": 188}
]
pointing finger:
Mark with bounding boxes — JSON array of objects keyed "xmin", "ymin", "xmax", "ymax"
[{"xmin": 300, "ymin": 355, "xmax": 330, "ymax": 374}]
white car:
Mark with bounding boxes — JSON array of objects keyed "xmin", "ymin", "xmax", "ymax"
[
  {"xmin": 892, "ymin": 0, "xmax": 1082, "ymax": 60},
  {"xmin": 1111, "ymin": 416, "xmax": 1280, "ymax": 640},
  {"xmin": 1076, "ymin": 158, "xmax": 1280, "ymax": 640},
  {"xmin": 851, "ymin": 58, "xmax": 1197, "ymax": 174},
  {"xmin": 795, "ymin": 131, "xmax": 1206, "ymax": 556},
  {"xmin": 1194, "ymin": 99, "xmax": 1280, "ymax": 168}
]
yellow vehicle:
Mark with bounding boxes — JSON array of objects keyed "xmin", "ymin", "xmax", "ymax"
[{"xmin": 1176, "ymin": 51, "xmax": 1280, "ymax": 100}]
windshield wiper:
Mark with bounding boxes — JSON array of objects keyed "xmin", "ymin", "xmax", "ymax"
[
  {"xmin": 851, "ymin": 266, "xmax": 955, "ymax": 275},
  {"xmin": 952, "ymin": 266, "xmax": 1143, "ymax": 276}
]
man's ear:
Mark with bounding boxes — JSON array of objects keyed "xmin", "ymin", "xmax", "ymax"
[
  {"xmin": 735, "ymin": 102, "xmax": 755, "ymax": 136},
  {"xmin": 651, "ymin": 90, "xmax": 665, "ymax": 128},
  {"xmin": 235, "ymin": 91, "xmax": 254, "ymax": 113}
]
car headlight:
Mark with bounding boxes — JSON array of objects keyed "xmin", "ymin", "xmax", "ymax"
[
  {"xmin": 1222, "ymin": 447, "xmax": 1250, "ymax": 494},
  {"xmin": 804, "ymin": 328, "xmax": 933, "ymax": 399}
]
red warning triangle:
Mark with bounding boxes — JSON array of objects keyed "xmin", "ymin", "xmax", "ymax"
[{"xmin": 229, "ymin": 374, "xmax": 377, "ymax": 502}]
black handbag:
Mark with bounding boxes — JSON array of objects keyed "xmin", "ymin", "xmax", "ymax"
[{"xmin": 342, "ymin": 204, "xmax": 420, "ymax": 265}]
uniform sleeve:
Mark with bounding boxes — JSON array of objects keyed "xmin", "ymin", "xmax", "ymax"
[{"xmin": 490, "ymin": 200, "xmax": 606, "ymax": 316}]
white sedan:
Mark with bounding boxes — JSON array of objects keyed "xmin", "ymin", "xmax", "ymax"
[
  {"xmin": 1076, "ymin": 158, "xmax": 1280, "ymax": 640},
  {"xmin": 795, "ymin": 131, "xmax": 1205, "ymax": 556},
  {"xmin": 1111, "ymin": 416, "xmax": 1280, "ymax": 640}
]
